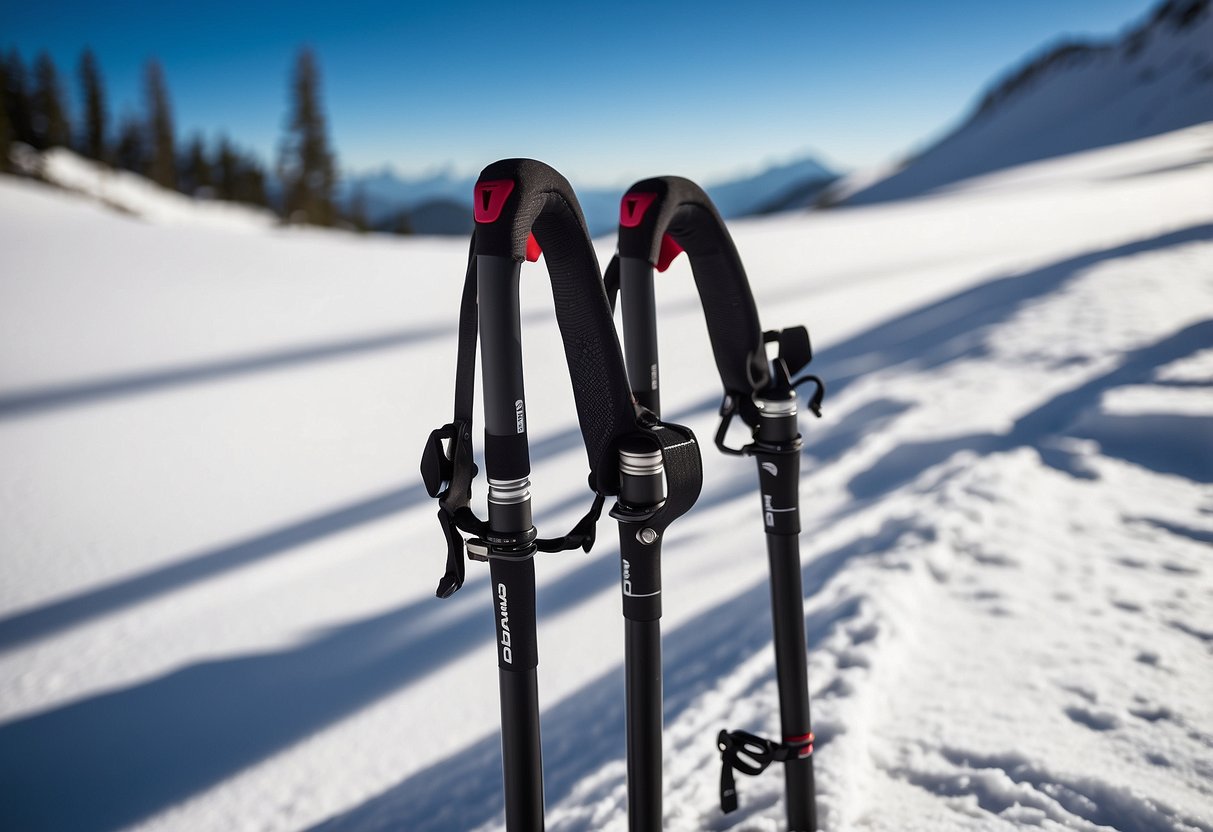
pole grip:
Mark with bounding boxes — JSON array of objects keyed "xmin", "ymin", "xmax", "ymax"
[{"xmin": 620, "ymin": 257, "xmax": 661, "ymax": 414}]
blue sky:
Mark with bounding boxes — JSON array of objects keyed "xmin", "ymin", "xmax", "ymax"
[{"xmin": 6, "ymin": 0, "xmax": 1152, "ymax": 185}]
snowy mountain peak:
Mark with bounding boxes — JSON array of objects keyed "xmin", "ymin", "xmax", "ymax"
[
  {"xmin": 844, "ymin": 0, "xmax": 1213, "ymax": 204},
  {"xmin": 975, "ymin": 0, "xmax": 1210, "ymax": 119}
]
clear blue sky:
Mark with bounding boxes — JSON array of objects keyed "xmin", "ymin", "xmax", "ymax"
[{"xmin": 6, "ymin": 0, "xmax": 1153, "ymax": 185}]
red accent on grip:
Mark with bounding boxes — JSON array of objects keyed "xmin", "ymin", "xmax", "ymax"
[
  {"xmin": 473, "ymin": 179, "xmax": 515, "ymax": 223},
  {"xmin": 525, "ymin": 232, "xmax": 542, "ymax": 262},
  {"xmin": 656, "ymin": 233, "xmax": 684, "ymax": 272},
  {"xmin": 620, "ymin": 192, "xmax": 657, "ymax": 228}
]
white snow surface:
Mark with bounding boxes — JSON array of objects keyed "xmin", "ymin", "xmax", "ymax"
[
  {"xmin": 31, "ymin": 146, "xmax": 279, "ymax": 231},
  {"xmin": 1, "ymin": 124, "xmax": 1212, "ymax": 832},
  {"xmin": 844, "ymin": 1, "xmax": 1213, "ymax": 205}
]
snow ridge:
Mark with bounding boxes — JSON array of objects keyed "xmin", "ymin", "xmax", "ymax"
[{"xmin": 845, "ymin": 0, "xmax": 1213, "ymax": 204}]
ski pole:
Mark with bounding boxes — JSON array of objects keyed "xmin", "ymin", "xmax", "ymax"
[
  {"xmin": 605, "ymin": 177, "xmax": 824, "ymax": 832},
  {"xmin": 611, "ymin": 439, "xmax": 667, "ymax": 830},
  {"xmin": 421, "ymin": 160, "xmax": 701, "ymax": 832}
]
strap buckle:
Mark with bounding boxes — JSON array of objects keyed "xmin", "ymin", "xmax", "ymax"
[
  {"xmin": 421, "ymin": 421, "xmax": 478, "ymax": 598},
  {"xmin": 421, "ymin": 422, "xmax": 476, "ymax": 499},
  {"xmin": 762, "ymin": 327, "xmax": 826, "ymax": 417},
  {"xmin": 714, "ymin": 394, "xmax": 751, "ymax": 457},
  {"xmin": 717, "ymin": 728, "xmax": 815, "ymax": 814},
  {"xmin": 424, "ymin": 415, "xmax": 608, "ymax": 597}
]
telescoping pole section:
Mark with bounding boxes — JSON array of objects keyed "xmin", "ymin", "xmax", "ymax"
[
  {"xmin": 477, "ymin": 253, "xmax": 544, "ymax": 831},
  {"xmin": 752, "ymin": 394, "xmax": 816, "ymax": 832},
  {"xmin": 612, "ymin": 440, "xmax": 667, "ymax": 830}
]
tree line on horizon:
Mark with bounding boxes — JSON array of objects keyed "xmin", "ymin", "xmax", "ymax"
[{"xmin": 0, "ymin": 47, "xmax": 386, "ymax": 232}]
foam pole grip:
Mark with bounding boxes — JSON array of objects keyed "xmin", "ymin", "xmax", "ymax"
[
  {"xmin": 471, "ymin": 158, "xmax": 638, "ymax": 496},
  {"xmin": 614, "ymin": 176, "xmax": 768, "ymax": 395}
]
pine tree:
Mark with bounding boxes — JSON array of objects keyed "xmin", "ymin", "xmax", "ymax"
[
  {"xmin": 277, "ymin": 48, "xmax": 337, "ymax": 226},
  {"xmin": 144, "ymin": 59, "xmax": 175, "ymax": 189},
  {"xmin": 180, "ymin": 133, "xmax": 212, "ymax": 196},
  {"xmin": 115, "ymin": 112, "xmax": 146, "ymax": 174},
  {"xmin": 77, "ymin": 49, "xmax": 107, "ymax": 162},
  {"xmin": 0, "ymin": 80, "xmax": 11, "ymax": 173},
  {"xmin": 214, "ymin": 135, "xmax": 238, "ymax": 200},
  {"xmin": 238, "ymin": 153, "xmax": 269, "ymax": 207},
  {"xmin": 3, "ymin": 51, "xmax": 35, "ymax": 147},
  {"xmin": 32, "ymin": 52, "xmax": 70, "ymax": 150},
  {"xmin": 213, "ymin": 137, "xmax": 270, "ymax": 208}
]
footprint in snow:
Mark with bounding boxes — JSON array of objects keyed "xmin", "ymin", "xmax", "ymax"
[{"xmin": 1064, "ymin": 704, "xmax": 1122, "ymax": 731}]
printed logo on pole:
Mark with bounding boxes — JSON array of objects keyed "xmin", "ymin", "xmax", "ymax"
[
  {"xmin": 515, "ymin": 399, "xmax": 525, "ymax": 434},
  {"xmin": 497, "ymin": 582, "xmax": 512, "ymax": 664}
]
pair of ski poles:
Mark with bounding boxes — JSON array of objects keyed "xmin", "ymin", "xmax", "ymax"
[{"xmin": 421, "ymin": 160, "xmax": 824, "ymax": 831}]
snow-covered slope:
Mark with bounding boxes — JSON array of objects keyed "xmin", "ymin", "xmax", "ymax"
[
  {"xmin": 845, "ymin": 0, "xmax": 1213, "ymax": 205},
  {"xmin": 0, "ymin": 124, "xmax": 1211, "ymax": 832},
  {"xmin": 25, "ymin": 147, "xmax": 279, "ymax": 231}
]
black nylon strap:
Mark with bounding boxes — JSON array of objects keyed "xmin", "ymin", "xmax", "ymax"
[
  {"xmin": 638, "ymin": 417, "xmax": 702, "ymax": 533},
  {"xmin": 716, "ymin": 729, "xmax": 813, "ymax": 814},
  {"xmin": 431, "ymin": 239, "xmax": 609, "ymax": 596},
  {"xmin": 535, "ymin": 492, "xmax": 605, "ymax": 553},
  {"xmin": 603, "ymin": 255, "xmax": 621, "ymax": 314},
  {"xmin": 426, "ymin": 161, "xmax": 704, "ymax": 599},
  {"xmin": 432, "ymin": 240, "xmax": 482, "ymax": 598}
]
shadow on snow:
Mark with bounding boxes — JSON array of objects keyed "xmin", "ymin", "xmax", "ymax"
[{"xmin": 1, "ymin": 223, "xmax": 1210, "ymax": 829}]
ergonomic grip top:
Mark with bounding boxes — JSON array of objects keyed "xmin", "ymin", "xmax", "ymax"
[
  {"xmin": 472, "ymin": 158, "xmax": 639, "ymax": 495},
  {"xmin": 614, "ymin": 176, "xmax": 769, "ymax": 395}
]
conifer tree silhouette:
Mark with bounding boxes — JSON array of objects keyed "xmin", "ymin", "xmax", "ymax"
[
  {"xmin": 78, "ymin": 49, "xmax": 107, "ymax": 162},
  {"xmin": 32, "ymin": 52, "xmax": 70, "ymax": 150},
  {"xmin": 145, "ymin": 60, "xmax": 176, "ymax": 189},
  {"xmin": 278, "ymin": 48, "xmax": 337, "ymax": 226}
]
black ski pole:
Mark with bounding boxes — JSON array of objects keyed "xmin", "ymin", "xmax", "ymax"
[
  {"xmin": 747, "ymin": 387, "xmax": 817, "ymax": 831},
  {"xmin": 420, "ymin": 160, "xmax": 702, "ymax": 832},
  {"xmin": 605, "ymin": 177, "xmax": 824, "ymax": 832},
  {"xmin": 476, "ymin": 213, "xmax": 546, "ymax": 832},
  {"xmin": 611, "ymin": 440, "xmax": 667, "ymax": 830}
]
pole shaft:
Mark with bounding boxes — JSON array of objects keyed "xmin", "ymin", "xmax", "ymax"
[
  {"xmin": 765, "ymin": 532, "xmax": 816, "ymax": 831},
  {"xmin": 755, "ymin": 398, "xmax": 816, "ymax": 832},
  {"xmin": 479, "ymin": 255, "xmax": 545, "ymax": 831},
  {"xmin": 620, "ymin": 257, "xmax": 660, "ymax": 413},
  {"xmin": 616, "ymin": 440, "xmax": 666, "ymax": 832},
  {"xmin": 624, "ymin": 618, "xmax": 662, "ymax": 830},
  {"xmin": 498, "ymin": 663, "xmax": 545, "ymax": 832}
]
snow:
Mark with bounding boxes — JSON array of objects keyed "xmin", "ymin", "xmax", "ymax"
[
  {"xmin": 33, "ymin": 147, "xmax": 279, "ymax": 231},
  {"xmin": 1, "ymin": 122, "xmax": 1212, "ymax": 832},
  {"xmin": 844, "ymin": 1, "xmax": 1213, "ymax": 205}
]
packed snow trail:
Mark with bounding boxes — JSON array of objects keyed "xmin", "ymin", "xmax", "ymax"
[{"xmin": 0, "ymin": 126, "xmax": 1211, "ymax": 831}]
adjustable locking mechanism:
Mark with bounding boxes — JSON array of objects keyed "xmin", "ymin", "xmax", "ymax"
[
  {"xmin": 715, "ymin": 325, "xmax": 826, "ymax": 457},
  {"xmin": 422, "ymin": 420, "xmax": 606, "ymax": 599}
]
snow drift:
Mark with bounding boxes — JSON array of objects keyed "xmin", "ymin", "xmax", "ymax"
[{"xmin": 1, "ymin": 121, "xmax": 1211, "ymax": 831}]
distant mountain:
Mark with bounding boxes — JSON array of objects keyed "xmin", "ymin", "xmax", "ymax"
[
  {"xmin": 339, "ymin": 155, "xmax": 837, "ymax": 236},
  {"xmin": 700, "ymin": 157, "xmax": 836, "ymax": 218},
  {"xmin": 408, "ymin": 199, "xmax": 473, "ymax": 236},
  {"xmin": 843, "ymin": 0, "xmax": 1213, "ymax": 205}
]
